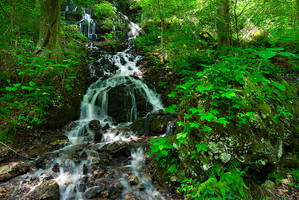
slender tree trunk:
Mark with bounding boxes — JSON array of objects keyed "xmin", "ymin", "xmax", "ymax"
[
  {"xmin": 38, "ymin": 0, "xmax": 60, "ymax": 51},
  {"xmin": 9, "ymin": 0, "xmax": 15, "ymax": 32},
  {"xmin": 216, "ymin": 0, "xmax": 232, "ymax": 48},
  {"xmin": 234, "ymin": 0, "xmax": 239, "ymax": 44},
  {"xmin": 297, "ymin": 0, "xmax": 299, "ymax": 25},
  {"xmin": 156, "ymin": 0, "xmax": 165, "ymax": 62},
  {"xmin": 156, "ymin": 0, "xmax": 164, "ymax": 50}
]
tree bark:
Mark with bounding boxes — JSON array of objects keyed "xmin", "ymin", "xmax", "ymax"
[
  {"xmin": 216, "ymin": 0, "xmax": 232, "ymax": 48},
  {"xmin": 38, "ymin": 0, "xmax": 60, "ymax": 50},
  {"xmin": 297, "ymin": 0, "xmax": 299, "ymax": 25},
  {"xmin": 156, "ymin": 0, "xmax": 164, "ymax": 50}
]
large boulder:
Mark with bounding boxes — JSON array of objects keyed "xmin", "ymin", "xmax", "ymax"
[
  {"xmin": 0, "ymin": 162, "xmax": 30, "ymax": 182},
  {"xmin": 25, "ymin": 179, "xmax": 59, "ymax": 200},
  {"xmin": 108, "ymin": 84, "xmax": 148, "ymax": 123}
]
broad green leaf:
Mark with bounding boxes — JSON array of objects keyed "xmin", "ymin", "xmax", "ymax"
[
  {"xmin": 279, "ymin": 52, "xmax": 299, "ymax": 58},
  {"xmin": 5, "ymin": 87, "xmax": 17, "ymax": 91},
  {"xmin": 258, "ymin": 50, "xmax": 277, "ymax": 59},
  {"xmin": 165, "ymin": 104, "xmax": 177, "ymax": 114},
  {"xmin": 202, "ymin": 126, "xmax": 212, "ymax": 132},
  {"xmin": 29, "ymin": 81, "xmax": 35, "ymax": 86},
  {"xmin": 215, "ymin": 117, "xmax": 229, "ymax": 125},
  {"xmin": 168, "ymin": 91, "xmax": 177, "ymax": 98},
  {"xmin": 196, "ymin": 142, "xmax": 208, "ymax": 152},
  {"xmin": 13, "ymin": 83, "xmax": 21, "ymax": 87}
]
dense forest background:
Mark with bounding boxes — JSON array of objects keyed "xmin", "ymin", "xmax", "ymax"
[{"xmin": 0, "ymin": 0, "xmax": 298, "ymax": 199}]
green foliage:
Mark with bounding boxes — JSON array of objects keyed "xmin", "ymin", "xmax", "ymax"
[
  {"xmin": 93, "ymin": 1, "xmax": 116, "ymax": 17},
  {"xmin": 150, "ymin": 137, "xmax": 175, "ymax": 168},
  {"xmin": 179, "ymin": 165, "xmax": 248, "ymax": 200},
  {"xmin": 0, "ymin": 23, "xmax": 87, "ymax": 142}
]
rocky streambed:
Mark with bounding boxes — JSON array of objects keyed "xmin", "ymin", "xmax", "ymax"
[{"xmin": 0, "ymin": 114, "xmax": 180, "ymax": 200}]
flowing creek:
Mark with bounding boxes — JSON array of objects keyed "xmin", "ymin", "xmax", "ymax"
[{"xmin": 0, "ymin": 3, "xmax": 174, "ymax": 200}]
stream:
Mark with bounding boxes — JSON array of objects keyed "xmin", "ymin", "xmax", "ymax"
[{"xmin": 0, "ymin": 2, "xmax": 174, "ymax": 200}]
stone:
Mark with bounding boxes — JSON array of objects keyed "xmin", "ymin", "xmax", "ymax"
[
  {"xmin": 137, "ymin": 182, "xmax": 145, "ymax": 190},
  {"xmin": 219, "ymin": 152, "xmax": 231, "ymax": 163},
  {"xmin": 89, "ymin": 120, "xmax": 102, "ymax": 142},
  {"xmin": 262, "ymin": 180, "xmax": 275, "ymax": 190},
  {"xmin": 84, "ymin": 186, "xmax": 102, "ymax": 199},
  {"xmin": 127, "ymin": 174, "xmax": 139, "ymax": 185},
  {"xmin": 148, "ymin": 114, "xmax": 172, "ymax": 134},
  {"xmin": 130, "ymin": 117, "xmax": 146, "ymax": 133},
  {"xmin": 89, "ymin": 120, "xmax": 101, "ymax": 132},
  {"xmin": 52, "ymin": 163, "xmax": 60, "ymax": 173},
  {"xmin": 0, "ymin": 162, "xmax": 30, "ymax": 182},
  {"xmin": 25, "ymin": 179, "xmax": 59, "ymax": 200},
  {"xmin": 50, "ymin": 139, "xmax": 68, "ymax": 146},
  {"xmin": 124, "ymin": 193, "xmax": 140, "ymax": 200}
]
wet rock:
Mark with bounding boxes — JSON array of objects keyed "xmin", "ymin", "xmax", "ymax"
[
  {"xmin": 137, "ymin": 182, "xmax": 146, "ymax": 190},
  {"xmin": 102, "ymin": 123, "xmax": 110, "ymax": 131},
  {"xmin": 52, "ymin": 163, "xmax": 60, "ymax": 173},
  {"xmin": 25, "ymin": 179, "xmax": 59, "ymax": 200},
  {"xmin": 84, "ymin": 186, "xmax": 102, "ymax": 199},
  {"xmin": 80, "ymin": 151, "xmax": 88, "ymax": 160},
  {"xmin": 83, "ymin": 164, "xmax": 89, "ymax": 175},
  {"xmin": 77, "ymin": 183, "xmax": 86, "ymax": 192},
  {"xmin": 108, "ymin": 83, "xmax": 148, "ymax": 123},
  {"xmin": 127, "ymin": 174, "xmax": 139, "ymax": 185},
  {"xmin": 89, "ymin": 120, "xmax": 101, "ymax": 131},
  {"xmin": 124, "ymin": 193, "xmax": 141, "ymax": 200},
  {"xmin": 114, "ymin": 182, "xmax": 124, "ymax": 190},
  {"xmin": 50, "ymin": 139, "xmax": 68, "ymax": 146},
  {"xmin": 108, "ymin": 185, "xmax": 122, "ymax": 199},
  {"xmin": 100, "ymin": 142, "xmax": 133, "ymax": 158},
  {"xmin": 147, "ymin": 114, "xmax": 175, "ymax": 134},
  {"xmin": 65, "ymin": 121, "xmax": 78, "ymax": 131},
  {"xmin": 130, "ymin": 117, "xmax": 146, "ymax": 133},
  {"xmin": 34, "ymin": 156, "xmax": 47, "ymax": 169},
  {"xmin": 0, "ymin": 162, "xmax": 30, "ymax": 182}
]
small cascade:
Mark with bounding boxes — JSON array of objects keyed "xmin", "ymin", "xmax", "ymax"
[
  {"xmin": 166, "ymin": 121, "xmax": 176, "ymax": 136},
  {"xmin": 80, "ymin": 8, "xmax": 97, "ymax": 40},
  {"xmin": 120, "ymin": 148, "xmax": 164, "ymax": 200}
]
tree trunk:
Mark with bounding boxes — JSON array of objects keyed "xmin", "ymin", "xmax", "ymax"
[
  {"xmin": 38, "ymin": 0, "xmax": 60, "ymax": 51},
  {"xmin": 297, "ymin": 0, "xmax": 299, "ymax": 25},
  {"xmin": 216, "ymin": 0, "xmax": 232, "ymax": 48},
  {"xmin": 156, "ymin": 0, "xmax": 164, "ymax": 50}
]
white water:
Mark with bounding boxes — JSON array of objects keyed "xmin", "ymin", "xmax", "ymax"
[
  {"xmin": 8, "ymin": 5, "xmax": 164, "ymax": 200},
  {"xmin": 55, "ymin": 7, "xmax": 164, "ymax": 200},
  {"xmin": 80, "ymin": 8, "xmax": 97, "ymax": 40},
  {"xmin": 120, "ymin": 148, "xmax": 164, "ymax": 200}
]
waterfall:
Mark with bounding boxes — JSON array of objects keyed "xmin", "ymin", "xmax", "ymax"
[
  {"xmin": 55, "ymin": 5, "xmax": 164, "ymax": 200},
  {"xmin": 7, "ymin": 4, "xmax": 166, "ymax": 200}
]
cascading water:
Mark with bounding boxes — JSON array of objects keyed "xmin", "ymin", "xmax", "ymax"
[
  {"xmin": 80, "ymin": 8, "xmax": 97, "ymax": 40},
  {"xmin": 3, "ymin": 4, "xmax": 167, "ymax": 200},
  {"xmin": 56, "ymin": 8, "xmax": 164, "ymax": 199}
]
